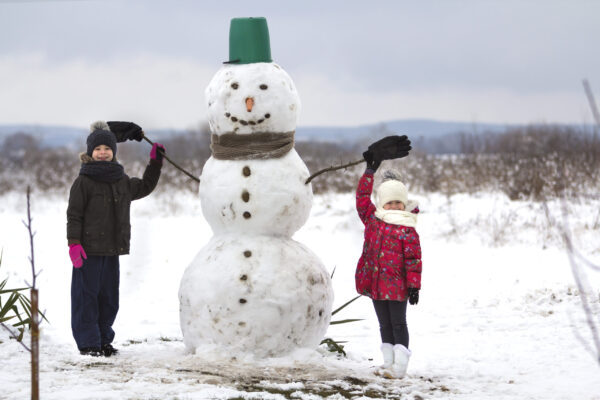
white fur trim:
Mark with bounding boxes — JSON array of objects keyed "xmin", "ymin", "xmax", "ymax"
[
  {"xmin": 90, "ymin": 120, "xmax": 110, "ymax": 133},
  {"xmin": 404, "ymin": 200, "xmax": 419, "ymax": 213}
]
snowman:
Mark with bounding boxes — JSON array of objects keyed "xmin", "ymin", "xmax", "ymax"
[{"xmin": 178, "ymin": 17, "xmax": 334, "ymax": 357}]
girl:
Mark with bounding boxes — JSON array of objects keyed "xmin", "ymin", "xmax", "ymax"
[
  {"xmin": 355, "ymin": 164, "xmax": 422, "ymax": 378},
  {"xmin": 67, "ymin": 121, "xmax": 165, "ymax": 357}
]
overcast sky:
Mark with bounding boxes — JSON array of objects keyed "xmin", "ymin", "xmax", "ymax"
[{"xmin": 1, "ymin": 0, "xmax": 599, "ymax": 129}]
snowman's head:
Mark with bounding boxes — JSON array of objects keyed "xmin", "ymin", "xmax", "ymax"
[{"xmin": 206, "ymin": 63, "xmax": 301, "ymax": 135}]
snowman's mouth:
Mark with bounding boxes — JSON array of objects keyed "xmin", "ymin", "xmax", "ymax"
[{"xmin": 225, "ymin": 112, "xmax": 271, "ymax": 126}]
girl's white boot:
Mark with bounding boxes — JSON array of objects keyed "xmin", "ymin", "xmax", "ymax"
[
  {"xmin": 392, "ymin": 344, "xmax": 411, "ymax": 378},
  {"xmin": 381, "ymin": 343, "xmax": 394, "ymax": 368},
  {"xmin": 376, "ymin": 343, "xmax": 395, "ymax": 378}
]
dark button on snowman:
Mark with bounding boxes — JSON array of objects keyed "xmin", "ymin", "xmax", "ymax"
[{"xmin": 179, "ymin": 17, "xmax": 334, "ymax": 357}]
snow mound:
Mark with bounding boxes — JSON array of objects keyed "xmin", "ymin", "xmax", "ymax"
[{"xmin": 179, "ymin": 234, "xmax": 334, "ymax": 357}]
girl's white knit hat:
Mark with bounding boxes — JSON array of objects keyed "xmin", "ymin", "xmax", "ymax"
[{"xmin": 376, "ymin": 179, "xmax": 408, "ymax": 209}]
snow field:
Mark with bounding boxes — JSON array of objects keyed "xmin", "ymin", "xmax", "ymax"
[{"xmin": 0, "ymin": 190, "xmax": 599, "ymax": 399}]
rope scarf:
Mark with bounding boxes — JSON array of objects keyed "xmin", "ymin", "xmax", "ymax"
[{"xmin": 210, "ymin": 131, "xmax": 295, "ymax": 160}]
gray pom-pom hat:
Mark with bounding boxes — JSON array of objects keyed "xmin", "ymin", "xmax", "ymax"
[{"xmin": 86, "ymin": 121, "xmax": 117, "ymax": 157}]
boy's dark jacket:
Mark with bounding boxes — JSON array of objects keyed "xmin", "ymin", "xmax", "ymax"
[{"xmin": 67, "ymin": 153, "xmax": 162, "ymax": 256}]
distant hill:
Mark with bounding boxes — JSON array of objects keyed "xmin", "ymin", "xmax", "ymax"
[
  {"xmin": 0, "ymin": 124, "xmax": 88, "ymax": 149},
  {"xmin": 0, "ymin": 119, "xmax": 510, "ymax": 145},
  {"xmin": 295, "ymin": 119, "xmax": 514, "ymax": 143},
  {"xmin": 0, "ymin": 119, "xmax": 583, "ymax": 154}
]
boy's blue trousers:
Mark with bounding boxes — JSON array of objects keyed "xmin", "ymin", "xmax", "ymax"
[{"xmin": 71, "ymin": 255, "xmax": 120, "ymax": 350}]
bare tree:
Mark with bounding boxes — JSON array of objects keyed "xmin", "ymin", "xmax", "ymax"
[
  {"xmin": 24, "ymin": 186, "xmax": 41, "ymax": 399},
  {"xmin": 583, "ymin": 79, "xmax": 600, "ymax": 128},
  {"xmin": 543, "ymin": 164, "xmax": 600, "ymax": 366},
  {"xmin": 0, "ymin": 187, "xmax": 44, "ymax": 399}
]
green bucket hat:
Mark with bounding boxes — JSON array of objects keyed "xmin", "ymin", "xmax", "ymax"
[{"xmin": 225, "ymin": 17, "xmax": 272, "ymax": 64}]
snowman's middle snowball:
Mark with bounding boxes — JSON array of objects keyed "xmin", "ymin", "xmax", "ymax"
[{"xmin": 199, "ymin": 149, "xmax": 312, "ymax": 236}]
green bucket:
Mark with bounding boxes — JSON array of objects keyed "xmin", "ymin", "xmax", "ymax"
[{"xmin": 226, "ymin": 17, "xmax": 272, "ymax": 64}]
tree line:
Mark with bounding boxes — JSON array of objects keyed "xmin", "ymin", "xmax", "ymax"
[{"xmin": 1, "ymin": 124, "xmax": 598, "ymax": 201}]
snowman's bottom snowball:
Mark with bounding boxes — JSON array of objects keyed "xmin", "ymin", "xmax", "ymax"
[{"xmin": 178, "ymin": 235, "xmax": 334, "ymax": 357}]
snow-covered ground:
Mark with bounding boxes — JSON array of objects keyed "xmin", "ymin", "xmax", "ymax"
[{"xmin": 1, "ymin": 189, "xmax": 599, "ymax": 400}]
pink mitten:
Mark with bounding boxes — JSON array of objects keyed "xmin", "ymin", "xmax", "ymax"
[
  {"xmin": 69, "ymin": 244, "xmax": 87, "ymax": 268},
  {"xmin": 150, "ymin": 143, "xmax": 166, "ymax": 163}
]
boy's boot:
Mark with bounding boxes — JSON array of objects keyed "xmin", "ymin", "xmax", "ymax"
[
  {"xmin": 101, "ymin": 343, "xmax": 119, "ymax": 357},
  {"xmin": 79, "ymin": 347, "xmax": 102, "ymax": 357},
  {"xmin": 376, "ymin": 343, "xmax": 395, "ymax": 378},
  {"xmin": 392, "ymin": 344, "xmax": 411, "ymax": 378}
]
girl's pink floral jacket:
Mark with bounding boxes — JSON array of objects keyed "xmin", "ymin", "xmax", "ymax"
[{"xmin": 355, "ymin": 171, "xmax": 422, "ymax": 301}]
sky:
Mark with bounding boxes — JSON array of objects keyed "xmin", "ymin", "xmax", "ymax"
[{"xmin": 1, "ymin": 0, "xmax": 599, "ymax": 129}]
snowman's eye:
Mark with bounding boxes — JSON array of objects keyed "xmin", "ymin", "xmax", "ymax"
[
  {"xmin": 231, "ymin": 83, "xmax": 239, "ymax": 90},
  {"xmin": 259, "ymin": 84, "xmax": 268, "ymax": 90}
]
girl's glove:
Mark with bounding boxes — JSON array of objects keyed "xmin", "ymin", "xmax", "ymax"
[
  {"xmin": 408, "ymin": 288, "xmax": 419, "ymax": 305},
  {"xmin": 362, "ymin": 150, "xmax": 381, "ymax": 171},
  {"xmin": 69, "ymin": 244, "xmax": 87, "ymax": 268},
  {"xmin": 368, "ymin": 135, "xmax": 412, "ymax": 162},
  {"xmin": 363, "ymin": 135, "xmax": 411, "ymax": 172},
  {"xmin": 150, "ymin": 143, "xmax": 166, "ymax": 163}
]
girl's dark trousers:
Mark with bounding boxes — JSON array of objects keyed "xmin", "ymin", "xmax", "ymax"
[
  {"xmin": 372, "ymin": 299, "xmax": 409, "ymax": 347},
  {"xmin": 71, "ymin": 255, "xmax": 120, "ymax": 350}
]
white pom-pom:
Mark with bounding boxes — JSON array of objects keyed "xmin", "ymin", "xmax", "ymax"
[{"xmin": 90, "ymin": 121, "xmax": 110, "ymax": 133}]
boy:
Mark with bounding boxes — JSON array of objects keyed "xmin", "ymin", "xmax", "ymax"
[{"xmin": 67, "ymin": 121, "xmax": 165, "ymax": 356}]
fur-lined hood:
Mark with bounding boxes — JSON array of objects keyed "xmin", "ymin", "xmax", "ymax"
[
  {"xmin": 403, "ymin": 200, "xmax": 419, "ymax": 214},
  {"xmin": 79, "ymin": 152, "xmax": 118, "ymax": 164}
]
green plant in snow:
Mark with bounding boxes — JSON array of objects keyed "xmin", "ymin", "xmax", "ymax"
[
  {"xmin": 320, "ymin": 267, "xmax": 364, "ymax": 356},
  {"xmin": 0, "ymin": 250, "xmax": 48, "ymax": 344}
]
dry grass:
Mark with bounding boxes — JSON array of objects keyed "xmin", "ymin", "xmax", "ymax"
[{"xmin": 2, "ymin": 124, "xmax": 599, "ymax": 200}]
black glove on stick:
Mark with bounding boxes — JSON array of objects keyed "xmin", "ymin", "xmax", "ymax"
[
  {"xmin": 107, "ymin": 121, "xmax": 144, "ymax": 142},
  {"xmin": 364, "ymin": 135, "xmax": 412, "ymax": 172},
  {"xmin": 369, "ymin": 135, "xmax": 412, "ymax": 161}
]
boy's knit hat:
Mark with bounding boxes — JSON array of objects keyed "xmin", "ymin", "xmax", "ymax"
[
  {"xmin": 376, "ymin": 171, "xmax": 408, "ymax": 208},
  {"xmin": 87, "ymin": 121, "xmax": 117, "ymax": 157}
]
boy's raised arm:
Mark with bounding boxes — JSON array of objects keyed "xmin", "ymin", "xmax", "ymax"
[{"xmin": 130, "ymin": 143, "xmax": 165, "ymax": 200}]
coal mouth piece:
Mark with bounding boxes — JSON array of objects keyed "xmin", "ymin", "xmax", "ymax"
[{"xmin": 225, "ymin": 112, "xmax": 271, "ymax": 126}]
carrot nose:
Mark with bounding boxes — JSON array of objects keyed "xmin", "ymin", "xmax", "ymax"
[{"xmin": 245, "ymin": 97, "xmax": 254, "ymax": 112}]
